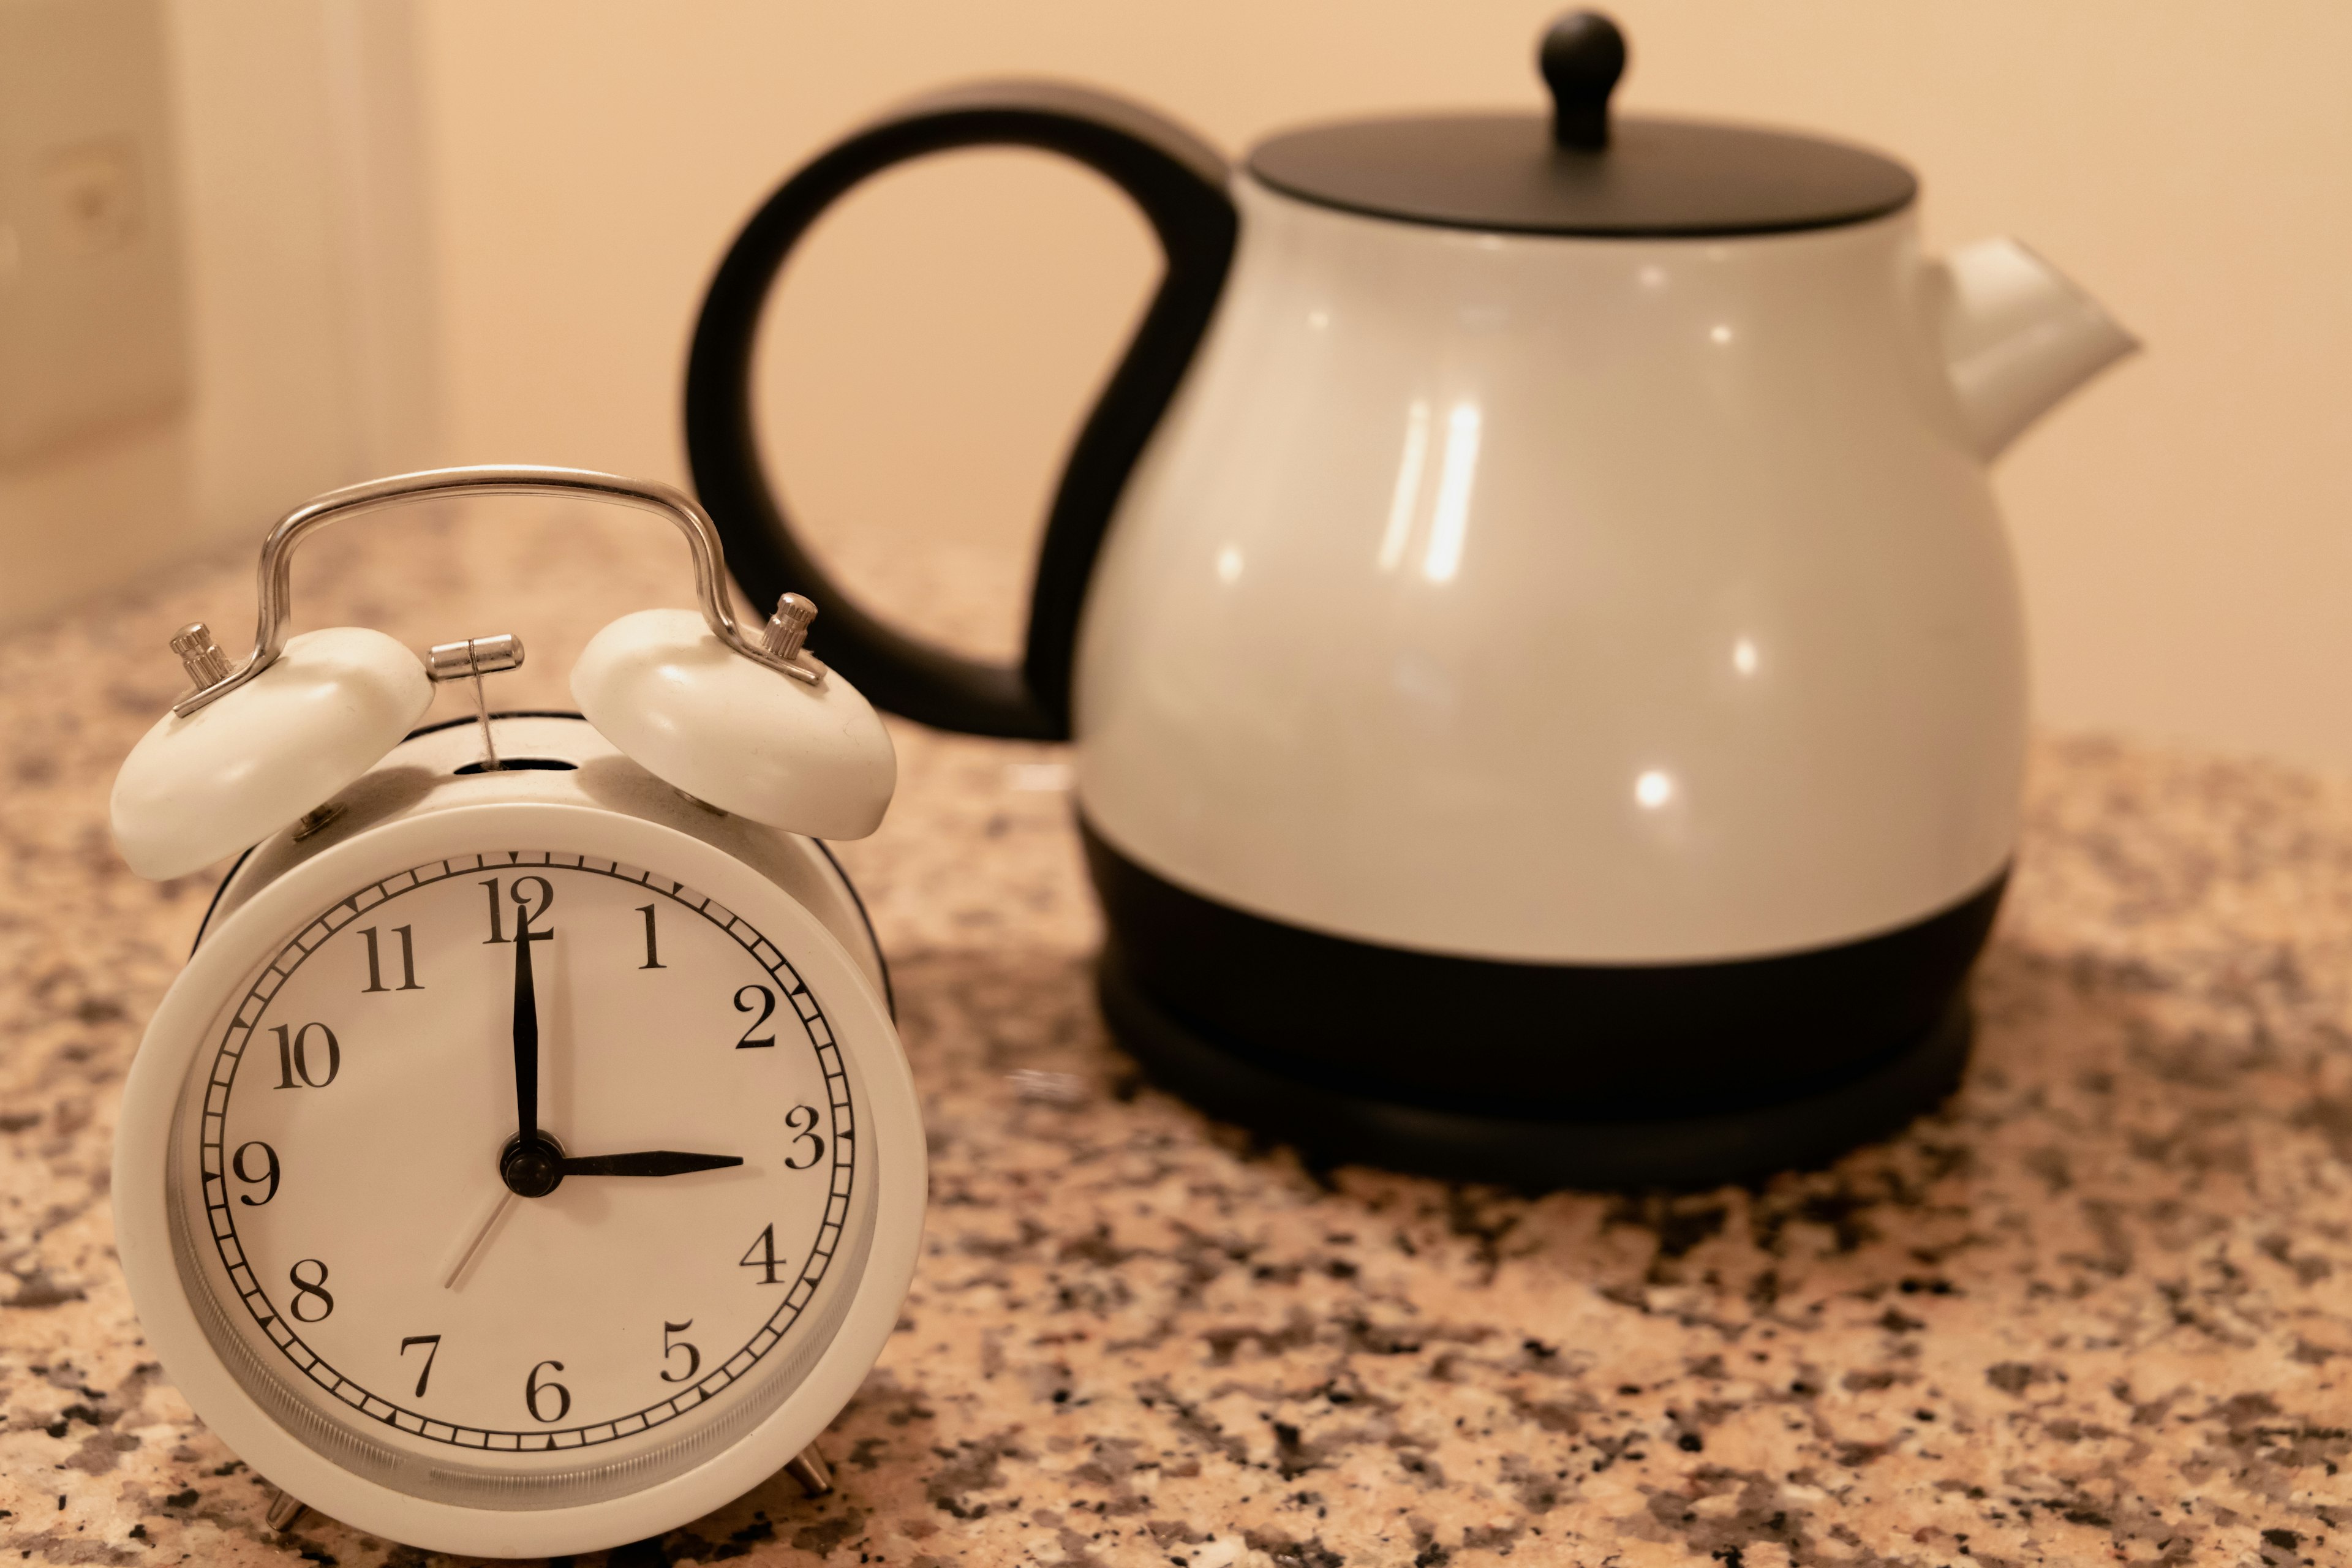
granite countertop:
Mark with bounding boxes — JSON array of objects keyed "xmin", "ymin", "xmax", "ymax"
[{"xmin": 2, "ymin": 500, "xmax": 2348, "ymax": 1568}]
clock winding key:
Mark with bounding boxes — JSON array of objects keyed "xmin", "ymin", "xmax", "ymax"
[{"xmin": 426, "ymin": 633, "xmax": 526, "ymax": 772}]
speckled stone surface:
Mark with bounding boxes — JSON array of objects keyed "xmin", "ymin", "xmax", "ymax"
[{"xmin": 2, "ymin": 504, "xmax": 2348, "ymax": 1567}]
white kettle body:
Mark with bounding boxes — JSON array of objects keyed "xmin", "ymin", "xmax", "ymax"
[
  {"xmin": 1084, "ymin": 185, "xmax": 2029, "ymax": 966},
  {"xmin": 685, "ymin": 12, "xmax": 2132, "ymax": 1186}
]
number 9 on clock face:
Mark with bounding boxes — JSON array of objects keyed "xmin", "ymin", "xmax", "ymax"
[{"xmin": 115, "ymin": 801, "xmax": 924, "ymax": 1556}]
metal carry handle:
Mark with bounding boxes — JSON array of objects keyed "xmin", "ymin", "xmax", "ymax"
[{"xmin": 172, "ymin": 465, "xmax": 809, "ymax": 717}]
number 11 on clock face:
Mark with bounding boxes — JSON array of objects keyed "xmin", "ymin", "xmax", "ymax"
[{"xmin": 184, "ymin": 852, "xmax": 861, "ymax": 1455}]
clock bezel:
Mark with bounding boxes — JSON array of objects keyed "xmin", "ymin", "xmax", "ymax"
[{"xmin": 115, "ymin": 799, "xmax": 925, "ymax": 1557}]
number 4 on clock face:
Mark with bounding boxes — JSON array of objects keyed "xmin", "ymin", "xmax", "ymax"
[{"xmin": 739, "ymin": 1224, "xmax": 790, "ymax": 1285}]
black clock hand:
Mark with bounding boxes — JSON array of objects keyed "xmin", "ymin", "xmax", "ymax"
[
  {"xmin": 501, "ymin": 1139, "xmax": 740, "ymax": 1196},
  {"xmin": 500, "ymin": 902, "xmax": 734, "ymax": 1194},
  {"xmin": 500, "ymin": 918, "xmax": 567, "ymax": 1199},
  {"xmin": 554, "ymin": 1151, "xmax": 744, "ymax": 1178},
  {"xmin": 511, "ymin": 921, "xmax": 538, "ymax": 1147}
]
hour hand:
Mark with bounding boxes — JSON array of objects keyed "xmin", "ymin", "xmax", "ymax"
[{"xmin": 553, "ymin": 1150, "xmax": 743, "ymax": 1178}]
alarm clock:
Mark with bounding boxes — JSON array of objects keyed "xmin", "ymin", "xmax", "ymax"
[{"xmin": 107, "ymin": 468, "xmax": 925, "ymax": 1558}]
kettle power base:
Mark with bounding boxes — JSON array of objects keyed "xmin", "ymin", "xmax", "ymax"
[{"xmin": 1098, "ymin": 951, "xmax": 1971, "ymax": 1191}]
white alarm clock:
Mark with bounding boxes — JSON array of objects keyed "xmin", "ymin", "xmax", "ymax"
[{"xmin": 108, "ymin": 468, "xmax": 925, "ymax": 1558}]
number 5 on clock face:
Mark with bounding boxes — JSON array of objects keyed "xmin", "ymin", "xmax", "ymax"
[{"xmin": 176, "ymin": 851, "xmax": 865, "ymax": 1458}]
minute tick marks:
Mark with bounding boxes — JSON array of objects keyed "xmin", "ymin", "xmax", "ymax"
[{"xmin": 194, "ymin": 851, "xmax": 855, "ymax": 1452}]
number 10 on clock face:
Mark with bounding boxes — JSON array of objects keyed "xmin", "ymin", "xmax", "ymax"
[{"xmin": 171, "ymin": 851, "xmax": 867, "ymax": 1464}]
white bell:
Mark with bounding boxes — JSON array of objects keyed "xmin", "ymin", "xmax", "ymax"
[
  {"xmin": 112, "ymin": 627, "xmax": 432, "ymax": 880},
  {"xmin": 571, "ymin": 606, "xmax": 895, "ymax": 839}
]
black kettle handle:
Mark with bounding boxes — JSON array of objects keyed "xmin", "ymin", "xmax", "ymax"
[{"xmin": 684, "ymin": 82, "xmax": 1238, "ymax": 741}]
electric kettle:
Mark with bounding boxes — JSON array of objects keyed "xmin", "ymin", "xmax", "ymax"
[{"xmin": 684, "ymin": 13, "xmax": 2135, "ymax": 1188}]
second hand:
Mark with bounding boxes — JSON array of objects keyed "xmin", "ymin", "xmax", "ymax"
[{"xmin": 443, "ymin": 1188, "xmax": 516, "ymax": 1291}]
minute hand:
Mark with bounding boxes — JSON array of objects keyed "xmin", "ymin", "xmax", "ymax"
[
  {"xmin": 511, "ymin": 919, "xmax": 540, "ymax": 1144},
  {"xmin": 554, "ymin": 1151, "xmax": 743, "ymax": 1178}
]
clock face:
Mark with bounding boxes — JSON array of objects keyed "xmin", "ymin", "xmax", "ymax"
[{"xmin": 166, "ymin": 849, "xmax": 869, "ymax": 1496}]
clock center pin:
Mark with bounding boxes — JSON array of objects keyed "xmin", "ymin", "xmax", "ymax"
[{"xmin": 499, "ymin": 1129, "xmax": 568, "ymax": 1199}]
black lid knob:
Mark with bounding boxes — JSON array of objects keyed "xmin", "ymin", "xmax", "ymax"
[{"xmin": 1540, "ymin": 10, "xmax": 1627, "ymax": 151}]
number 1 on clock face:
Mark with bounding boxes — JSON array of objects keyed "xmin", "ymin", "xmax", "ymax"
[{"xmin": 189, "ymin": 852, "xmax": 858, "ymax": 1452}]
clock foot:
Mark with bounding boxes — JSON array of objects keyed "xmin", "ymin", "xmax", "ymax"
[
  {"xmin": 263, "ymin": 1488, "xmax": 309, "ymax": 1533},
  {"xmin": 783, "ymin": 1444, "xmax": 834, "ymax": 1497}
]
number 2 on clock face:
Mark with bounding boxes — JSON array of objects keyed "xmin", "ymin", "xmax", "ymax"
[{"xmin": 186, "ymin": 852, "xmax": 857, "ymax": 1452}]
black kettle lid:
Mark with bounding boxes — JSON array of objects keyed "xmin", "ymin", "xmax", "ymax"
[{"xmin": 1246, "ymin": 12, "xmax": 1917, "ymax": 238}]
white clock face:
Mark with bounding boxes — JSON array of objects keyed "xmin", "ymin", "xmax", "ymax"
[{"xmin": 165, "ymin": 849, "xmax": 869, "ymax": 1501}]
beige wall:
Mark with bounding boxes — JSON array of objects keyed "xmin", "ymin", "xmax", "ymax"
[
  {"xmin": 16, "ymin": 2, "xmax": 2352, "ymax": 771},
  {"xmin": 0, "ymin": 0, "xmax": 439, "ymax": 628}
]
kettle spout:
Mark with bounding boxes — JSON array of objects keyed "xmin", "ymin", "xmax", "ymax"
[{"xmin": 1934, "ymin": 238, "xmax": 2138, "ymax": 461}]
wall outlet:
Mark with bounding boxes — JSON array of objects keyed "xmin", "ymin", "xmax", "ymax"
[{"xmin": 0, "ymin": 0, "xmax": 190, "ymax": 467}]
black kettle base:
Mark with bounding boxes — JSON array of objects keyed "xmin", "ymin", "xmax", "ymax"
[{"xmin": 1098, "ymin": 948, "xmax": 1972, "ymax": 1191}]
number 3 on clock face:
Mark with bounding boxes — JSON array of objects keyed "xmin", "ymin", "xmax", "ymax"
[{"xmin": 116, "ymin": 804, "xmax": 924, "ymax": 1557}]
